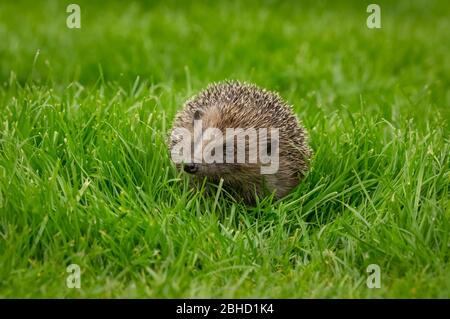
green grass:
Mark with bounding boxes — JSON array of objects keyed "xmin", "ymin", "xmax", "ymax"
[{"xmin": 0, "ymin": 0, "xmax": 449, "ymax": 298}]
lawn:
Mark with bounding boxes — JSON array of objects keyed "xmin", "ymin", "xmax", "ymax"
[{"xmin": 0, "ymin": 0, "xmax": 449, "ymax": 298}]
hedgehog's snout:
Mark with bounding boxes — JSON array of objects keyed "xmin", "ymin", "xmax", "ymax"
[{"xmin": 183, "ymin": 163, "xmax": 198, "ymax": 174}]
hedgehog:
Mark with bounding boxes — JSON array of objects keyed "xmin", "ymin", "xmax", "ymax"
[{"xmin": 168, "ymin": 81, "xmax": 311, "ymax": 204}]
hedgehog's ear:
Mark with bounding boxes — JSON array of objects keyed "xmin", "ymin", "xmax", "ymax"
[{"xmin": 193, "ymin": 110, "xmax": 202, "ymax": 121}]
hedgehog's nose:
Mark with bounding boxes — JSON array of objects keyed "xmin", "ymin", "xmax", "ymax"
[{"xmin": 183, "ymin": 163, "xmax": 198, "ymax": 174}]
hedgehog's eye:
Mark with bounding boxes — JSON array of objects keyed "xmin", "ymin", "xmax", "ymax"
[
  {"xmin": 266, "ymin": 141, "xmax": 272, "ymax": 155},
  {"xmin": 193, "ymin": 110, "xmax": 202, "ymax": 120}
]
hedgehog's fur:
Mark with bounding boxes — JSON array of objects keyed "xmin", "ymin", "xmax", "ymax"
[{"xmin": 169, "ymin": 81, "xmax": 311, "ymax": 204}]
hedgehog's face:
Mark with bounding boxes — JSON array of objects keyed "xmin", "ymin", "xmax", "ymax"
[
  {"xmin": 171, "ymin": 122, "xmax": 239, "ymax": 178},
  {"xmin": 170, "ymin": 107, "xmax": 280, "ymax": 178}
]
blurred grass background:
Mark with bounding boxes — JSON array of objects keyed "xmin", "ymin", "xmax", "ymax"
[{"xmin": 0, "ymin": 0, "xmax": 449, "ymax": 297}]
